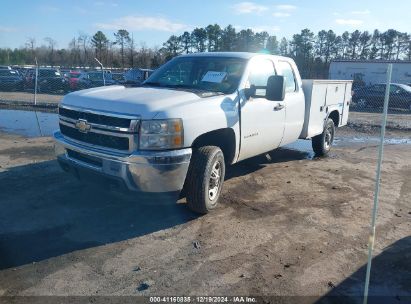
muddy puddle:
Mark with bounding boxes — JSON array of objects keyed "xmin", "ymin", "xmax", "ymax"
[
  {"xmin": 0, "ymin": 109, "xmax": 409, "ymax": 151},
  {"xmin": 0, "ymin": 109, "xmax": 58, "ymax": 137},
  {"xmin": 335, "ymin": 136, "xmax": 411, "ymax": 146},
  {"xmin": 282, "ymin": 140, "xmax": 315, "ymax": 159}
]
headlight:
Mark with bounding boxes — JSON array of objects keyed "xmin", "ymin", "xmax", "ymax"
[{"xmin": 139, "ymin": 119, "xmax": 183, "ymax": 150}]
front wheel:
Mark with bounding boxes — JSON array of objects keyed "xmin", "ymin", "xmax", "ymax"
[
  {"xmin": 312, "ymin": 118, "xmax": 335, "ymax": 157},
  {"xmin": 185, "ymin": 146, "xmax": 225, "ymax": 214}
]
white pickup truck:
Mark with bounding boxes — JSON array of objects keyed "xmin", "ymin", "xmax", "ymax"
[{"xmin": 54, "ymin": 52, "xmax": 352, "ymax": 213}]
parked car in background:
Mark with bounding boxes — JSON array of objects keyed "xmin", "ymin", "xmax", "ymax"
[
  {"xmin": 77, "ymin": 71, "xmax": 117, "ymax": 89},
  {"xmin": 0, "ymin": 65, "xmax": 12, "ymax": 70},
  {"xmin": 61, "ymin": 69, "xmax": 71, "ymax": 77},
  {"xmin": 112, "ymin": 72, "xmax": 126, "ymax": 85},
  {"xmin": 124, "ymin": 68, "xmax": 153, "ymax": 86},
  {"xmin": 37, "ymin": 68, "xmax": 69, "ymax": 93},
  {"xmin": 0, "ymin": 69, "xmax": 24, "ymax": 91},
  {"xmin": 25, "ymin": 68, "xmax": 70, "ymax": 93},
  {"xmin": 23, "ymin": 69, "xmax": 35, "ymax": 90},
  {"xmin": 13, "ymin": 66, "xmax": 32, "ymax": 77},
  {"xmin": 353, "ymin": 83, "xmax": 411, "ymax": 111},
  {"xmin": 67, "ymin": 71, "xmax": 83, "ymax": 91}
]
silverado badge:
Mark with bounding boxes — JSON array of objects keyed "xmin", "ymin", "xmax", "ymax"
[{"xmin": 75, "ymin": 119, "xmax": 91, "ymax": 133}]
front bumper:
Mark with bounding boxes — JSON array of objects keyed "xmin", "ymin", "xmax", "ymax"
[{"xmin": 54, "ymin": 131, "xmax": 192, "ymax": 192}]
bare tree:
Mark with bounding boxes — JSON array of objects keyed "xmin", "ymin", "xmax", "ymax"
[
  {"xmin": 44, "ymin": 37, "xmax": 57, "ymax": 66},
  {"xmin": 128, "ymin": 33, "xmax": 135, "ymax": 68},
  {"xmin": 68, "ymin": 37, "xmax": 79, "ymax": 66},
  {"xmin": 78, "ymin": 32, "xmax": 90, "ymax": 67},
  {"xmin": 25, "ymin": 37, "xmax": 36, "ymax": 63}
]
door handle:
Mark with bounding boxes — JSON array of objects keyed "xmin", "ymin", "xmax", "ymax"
[{"xmin": 273, "ymin": 103, "xmax": 284, "ymax": 111}]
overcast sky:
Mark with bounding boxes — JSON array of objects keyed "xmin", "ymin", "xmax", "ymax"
[{"xmin": 0, "ymin": 0, "xmax": 410, "ymax": 49}]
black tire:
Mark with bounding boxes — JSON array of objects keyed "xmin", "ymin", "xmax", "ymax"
[
  {"xmin": 185, "ymin": 146, "xmax": 225, "ymax": 214},
  {"xmin": 312, "ymin": 118, "xmax": 335, "ymax": 157}
]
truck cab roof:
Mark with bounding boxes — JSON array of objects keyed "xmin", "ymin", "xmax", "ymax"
[{"xmin": 178, "ymin": 52, "xmax": 292, "ymax": 62}]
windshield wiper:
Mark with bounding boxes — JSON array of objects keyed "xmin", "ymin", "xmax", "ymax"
[
  {"xmin": 142, "ymin": 81, "xmax": 163, "ymax": 87},
  {"xmin": 167, "ymin": 84, "xmax": 226, "ymax": 94},
  {"xmin": 142, "ymin": 82, "xmax": 226, "ymax": 95},
  {"xmin": 166, "ymin": 84, "xmax": 196, "ymax": 89}
]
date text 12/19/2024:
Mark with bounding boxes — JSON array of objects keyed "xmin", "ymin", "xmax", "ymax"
[{"xmin": 149, "ymin": 297, "xmax": 257, "ymax": 303}]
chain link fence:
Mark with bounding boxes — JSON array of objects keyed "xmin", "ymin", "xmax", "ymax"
[
  {"xmin": 0, "ymin": 60, "xmax": 409, "ymax": 166},
  {"xmin": 0, "ymin": 64, "xmax": 153, "ymax": 109},
  {"xmin": 1, "ymin": 61, "xmax": 411, "ymax": 112},
  {"xmin": 0, "ymin": 59, "xmax": 410, "ymax": 303}
]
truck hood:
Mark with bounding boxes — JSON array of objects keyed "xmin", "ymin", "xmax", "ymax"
[{"xmin": 61, "ymin": 85, "xmax": 205, "ymax": 119}]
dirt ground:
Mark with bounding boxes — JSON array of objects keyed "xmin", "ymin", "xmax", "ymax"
[
  {"xmin": 348, "ymin": 111, "xmax": 411, "ymax": 130},
  {"xmin": 0, "ymin": 125, "xmax": 410, "ymax": 303},
  {"xmin": 0, "ymin": 91, "xmax": 62, "ymax": 105}
]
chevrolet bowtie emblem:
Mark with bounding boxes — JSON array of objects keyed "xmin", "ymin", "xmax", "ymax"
[{"xmin": 75, "ymin": 119, "xmax": 91, "ymax": 133}]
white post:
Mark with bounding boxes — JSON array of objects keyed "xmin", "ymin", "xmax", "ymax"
[
  {"xmin": 94, "ymin": 57, "xmax": 105, "ymax": 86},
  {"xmin": 33, "ymin": 57, "xmax": 42, "ymax": 136},
  {"xmin": 362, "ymin": 64, "xmax": 393, "ymax": 304},
  {"xmin": 34, "ymin": 57, "xmax": 38, "ymax": 105}
]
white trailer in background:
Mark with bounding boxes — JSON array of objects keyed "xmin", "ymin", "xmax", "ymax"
[{"xmin": 329, "ymin": 60, "xmax": 411, "ymax": 86}]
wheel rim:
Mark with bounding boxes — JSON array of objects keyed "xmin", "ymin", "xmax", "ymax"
[
  {"xmin": 208, "ymin": 160, "xmax": 222, "ymax": 201},
  {"xmin": 324, "ymin": 124, "xmax": 334, "ymax": 151}
]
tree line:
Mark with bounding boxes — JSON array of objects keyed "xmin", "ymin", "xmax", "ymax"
[{"xmin": 0, "ymin": 25, "xmax": 410, "ymax": 78}]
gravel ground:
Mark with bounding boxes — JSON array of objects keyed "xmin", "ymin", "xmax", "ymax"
[
  {"xmin": 0, "ymin": 125, "xmax": 410, "ymax": 303},
  {"xmin": 349, "ymin": 111, "xmax": 411, "ymax": 130},
  {"xmin": 0, "ymin": 91, "xmax": 62, "ymax": 105}
]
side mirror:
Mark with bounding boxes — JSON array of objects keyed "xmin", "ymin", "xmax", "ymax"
[
  {"xmin": 266, "ymin": 75, "xmax": 285, "ymax": 101},
  {"xmin": 244, "ymin": 85, "xmax": 256, "ymax": 99}
]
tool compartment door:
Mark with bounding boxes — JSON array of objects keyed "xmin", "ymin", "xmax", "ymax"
[
  {"xmin": 340, "ymin": 82, "xmax": 352, "ymax": 126},
  {"xmin": 326, "ymin": 83, "xmax": 348, "ymax": 126},
  {"xmin": 308, "ymin": 82, "xmax": 328, "ymax": 137},
  {"xmin": 301, "ymin": 80, "xmax": 328, "ymax": 139}
]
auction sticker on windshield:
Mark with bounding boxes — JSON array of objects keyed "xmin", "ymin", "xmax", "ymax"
[{"xmin": 201, "ymin": 71, "xmax": 227, "ymax": 83}]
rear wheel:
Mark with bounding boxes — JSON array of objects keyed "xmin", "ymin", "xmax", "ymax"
[
  {"xmin": 312, "ymin": 118, "xmax": 335, "ymax": 157},
  {"xmin": 185, "ymin": 146, "xmax": 225, "ymax": 214}
]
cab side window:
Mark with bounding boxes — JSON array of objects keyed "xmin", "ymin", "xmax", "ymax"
[
  {"xmin": 370, "ymin": 85, "xmax": 385, "ymax": 93},
  {"xmin": 389, "ymin": 85, "xmax": 403, "ymax": 94},
  {"xmin": 278, "ymin": 61, "xmax": 297, "ymax": 93},
  {"xmin": 248, "ymin": 59, "xmax": 276, "ymax": 97}
]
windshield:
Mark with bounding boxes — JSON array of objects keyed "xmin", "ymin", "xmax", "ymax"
[
  {"xmin": 39, "ymin": 70, "xmax": 60, "ymax": 77},
  {"xmin": 69, "ymin": 73, "xmax": 81, "ymax": 78},
  {"xmin": 145, "ymin": 56, "xmax": 246, "ymax": 94},
  {"xmin": 88, "ymin": 72, "xmax": 111, "ymax": 81},
  {"xmin": 0, "ymin": 70, "xmax": 18, "ymax": 76},
  {"xmin": 397, "ymin": 84, "xmax": 411, "ymax": 92},
  {"xmin": 112, "ymin": 73, "xmax": 124, "ymax": 81}
]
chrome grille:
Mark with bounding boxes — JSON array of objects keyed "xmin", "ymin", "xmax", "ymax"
[
  {"xmin": 59, "ymin": 107, "xmax": 132, "ymax": 129},
  {"xmin": 58, "ymin": 105, "xmax": 140, "ymax": 152}
]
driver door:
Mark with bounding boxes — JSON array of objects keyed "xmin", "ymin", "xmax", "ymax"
[{"xmin": 237, "ymin": 57, "xmax": 286, "ymax": 161}]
